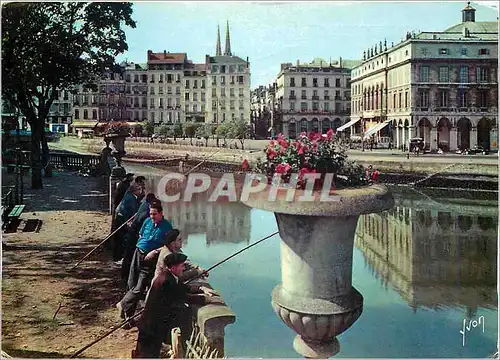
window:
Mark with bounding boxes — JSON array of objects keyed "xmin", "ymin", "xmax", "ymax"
[
  {"xmin": 150, "ymin": 86, "xmax": 155, "ymax": 95},
  {"xmin": 301, "ymin": 90, "xmax": 307, "ymax": 99},
  {"xmin": 212, "ymin": 76, "xmax": 217, "ymax": 85},
  {"xmin": 439, "ymin": 67, "xmax": 449, "ymax": 82},
  {"xmin": 159, "ymin": 98, "xmax": 164, "ymax": 108},
  {"xmin": 420, "ymin": 66, "xmax": 429, "ymax": 82},
  {"xmin": 478, "ymin": 48, "xmax": 490, "ymax": 55},
  {"xmin": 324, "ymin": 102, "xmax": 329, "ymax": 111},
  {"xmin": 167, "ymin": 74, "xmax": 173, "ymax": 83},
  {"xmin": 167, "ymin": 86, "xmax": 172, "ymax": 94},
  {"xmin": 290, "ymin": 77, "xmax": 295, "ymax": 87},
  {"xmin": 201, "ymin": 80, "xmax": 206, "ymax": 88},
  {"xmin": 220, "ymin": 76, "xmax": 226, "ymax": 85},
  {"xmin": 230, "ymin": 100, "xmax": 235, "ymax": 109},
  {"xmin": 212, "ymin": 88, "xmax": 217, "ymax": 97},
  {"xmin": 185, "ymin": 93, "xmax": 190, "ymax": 101},
  {"xmin": 151, "ymin": 74, "xmax": 155, "ymax": 83},
  {"xmin": 221, "ymin": 88, "xmax": 226, "ymax": 97},
  {"xmin": 221, "ymin": 65, "xmax": 226, "ymax": 74},
  {"xmin": 185, "ymin": 104, "xmax": 189, "ymax": 112},
  {"xmin": 239, "ymin": 88, "xmax": 244, "ymax": 97},
  {"xmin": 459, "ymin": 90, "xmax": 468, "ymax": 108},
  {"xmin": 313, "ymin": 78, "xmax": 318, "ymax": 87},
  {"xmin": 398, "ymin": 93, "xmax": 402, "ymax": 108},
  {"xmin": 290, "ymin": 102, "xmax": 295, "ymax": 110},
  {"xmin": 230, "ymin": 88, "xmax": 235, "ymax": 97},
  {"xmin": 335, "ymin": 78, "xmax": 341, "ymax": 87},
  {"xmin": 193, "ymin": 80, "xmax": 198, "ymax": 89},
  {"xmin": 461, "ymin": 48, "xmax": 467, "ymax": 55},
  {"xmin": 239, "ymin": 100, "xmax": 244, "ymax": 109},
  {"xmin": 238, "ymin": 65, "xmax": 245, "ymax": 72},
  {"xmin": 477, "ymin": 67, "xmax": 488, "ymax": 82},
  {"xmin": 459, "ymin": 66, "xmax": 469, "ymax": 83},
  {"xmin": 301, "ymin": 77, "xmax": 307, "ymax": 87},
  {"xmin": 439, "ymin": 90, "xmax": 448, "ymax": 107},
  {"xmin": 150, "ymin": 98, "xmax": 155, "ymax": 107},
  {"xmin": 159, "ymin": 74, "xmax": 164, "ymax": 83},
  {"xmin": 238, "ymin": 76, "xmax": 244, "ymax": 84},
  {"xmin": 312, "ymin": 102, "xmax": 319, "ymax": 110},
  {"xmin": 167, "ymin": 98, "xmax": 172, "ymax": 107},
  {"xmin": 201, "ymin": 93, "xmax": 205, "ymax": 101},
  {"xmin": 92, "ymin": 109, "xmax": 97, "ymax": 119},
  {"xmin": 229, "ymin": 65, "xmax": 236, "ymax": 73},
  {"xmin": 83, "ymin": 109, "xmax": 88, "ymax": 119},
  {"xmin": 160, "ymin": 112, "xmax": 164, "ymax": 122},
  {"xmin": 150, "ymin": 112, "xmax": 155, "ymax": 122},
  {"xmin": 159, "ymin": 86, "xmax": 163, "ymax": 95},
  {"xmin": 176, "ymin": 86, "xmax": 181, "ymax": 95},
  {"xmin": 193, "ymin": 92, "xmax": 198, "ymax": 101},
  {"xmin": 212, "ymin": 65, "xmax": 219, "ymax": 73},
  {"xmin": 185, "ymin": 80, "xmax": 190, "ymax": 88},
  {"xmin": 439, "ymin": 48, "xmax": 449, "ymax": 55},
  {"xmin": 74, "ymin": 109, "xmax": 79, "ymax": 119},
  {"xmin": 419, "ymin": 89, "xmax": 429, "ymax": 107},
  {"xmin": 324, "ymin": 78, "xmax": 329, "ymax": 87},
  {"xmin": 479, "ymin": 91, "xmax": 488, "ymax": 107},
  {"xmin": 404, "ymin": 91, "xmax": 408, "ymax": 108},
  {"xmin": 300, "ymin": 102, "xmax": 307, "ymax": 110}
]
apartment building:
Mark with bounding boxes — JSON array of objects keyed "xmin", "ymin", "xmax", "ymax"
[
  {"xmin": 349, "ymin": 3, "xmax": 498, "ymax": 152},
  {"xmin": 275, "ymin": 58, "xmax": 360, "ymax": 139}
]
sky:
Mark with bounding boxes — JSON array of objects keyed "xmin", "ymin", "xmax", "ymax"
[{"xmin": 117, "ymin": 1, "xmax": 498, "ymax": 88}]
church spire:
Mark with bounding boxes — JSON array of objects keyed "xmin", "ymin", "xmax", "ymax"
[
  {"xmin": 216, "ymin": 24, "xmax": 222, "ymax": 56},
  {"xmin": 224, "ymin": 20, "xmax": 232, "ymax": 56}
]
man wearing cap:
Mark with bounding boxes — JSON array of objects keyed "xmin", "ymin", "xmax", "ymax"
[
  {"xmin": 113, "ymin": 183, "xmax": 143, "ymax": 263},
  {"xmin": 114, "ymin": 172, "xmax": 135, "ymax": 210},
  {"xmin": 145, "ymin": 230, "xmax": 206, "ymax": 283},
  {"xmin": 117, "ymin": 201, "xmax": 173, "ymax": 321},
  {"xmin": 134, "ymin": 252, "xmax": 222, "ymax": 358}
]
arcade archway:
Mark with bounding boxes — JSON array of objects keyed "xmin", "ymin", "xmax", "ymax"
[
  {"xmin": 457, "ymin": 118, "xmax": 471, "ymax": 150},
  {"xmin": 437, "ymin": 117, "xmax": 451, "ymax": 152},
  {"xmin": 477, "ymin": 117, "xmax": 492, "ymax": 150}
]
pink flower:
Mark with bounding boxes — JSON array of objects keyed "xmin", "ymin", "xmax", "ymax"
[
  {"xmin": 299, "ymin": 132, "xmax": 307, "ymax": 138},
  {"xmin": 326, "ymin": 128, "xmax": 335, "ymax": 140},
  {"xmin": 275, "ymin": 163, "xmax": 291, "ymax": 174},
  {"xmin": 267, "ymin": 148, "xmax": 278, "ymax": 159}
]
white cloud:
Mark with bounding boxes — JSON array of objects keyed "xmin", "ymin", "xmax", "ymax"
[{"xmin": 472, "ymin": 1, "xmax": 499, "ymax": 10}]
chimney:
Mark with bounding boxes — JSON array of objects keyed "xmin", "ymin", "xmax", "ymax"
[{"xmin": 147, "ymin": 50, "xmax": 152, "ymax": 59}]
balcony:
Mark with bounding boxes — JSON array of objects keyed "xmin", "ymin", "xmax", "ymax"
[
  {"xmin": 301, "ymin": 96, "xmax": 307, "ymax": 100},
  {"xmin": 289, "ymin": 95, "xmax": 296, "ymax": 100},
  {"xmin": 312, "ymin": 96, "xmax": 319, "ymax": 100},
  {"xmin": 324, "ymin": 96, "xmax": 330, "ymax": 100},
  {"xmin": 335, "ymin": 96, "xmax": 342, "ymax": 100}
]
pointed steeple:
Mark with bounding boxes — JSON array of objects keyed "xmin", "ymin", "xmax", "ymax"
[
  {"xmin": 224, "ymin": 20, "xmax": 232, "ymax": 56},
  {"xmin": 216, "ymin": 24, "xmax": 222, "ymax": 56}
]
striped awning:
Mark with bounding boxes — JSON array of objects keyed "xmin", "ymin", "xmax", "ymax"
[
  {"xmin": 337, "ymin": 117, "xmax": 361, "ymax": 132},
  {"xmin": 363, "ymin": 120, "xmax": 391, "ymax": 139},
  {"xmin": 71, "ymin": 120, "xmax": 98, "ymax": 128}
]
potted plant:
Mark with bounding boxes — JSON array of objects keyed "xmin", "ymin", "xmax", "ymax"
[
  {"xmin": 243, "ymin": 130, "xmax": 394, "ymax": 358},
  {"xmin": 103, "ymin": 121, "xmax": 130, "ymax": 156}
]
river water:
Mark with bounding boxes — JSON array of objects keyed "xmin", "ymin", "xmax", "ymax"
[{"xmin": 135, "ymin": 166, "xmax": 498, "ymax": 358}]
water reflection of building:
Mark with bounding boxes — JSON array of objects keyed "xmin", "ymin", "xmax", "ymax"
[
  {"xmin": 355, "ymin": 197, "xmax": 498, "ymax": 312},
  {"xmin": 147, "ymin": 175, "xmax": 251, "ymax": 245}
]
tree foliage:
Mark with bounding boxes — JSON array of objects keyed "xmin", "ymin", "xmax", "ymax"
[
  {"xmin": 195, "ymin": 124, "xmax": 213, "ymax": 146},
  {"xmin": 226, "ymin": 120, "xmax": 251, "ymax": 150},
  {"xmin": 183, "ymin": 122, "xmax": 200, "ymax": 145},
  {"xmin": 1, "ymin": 2, "xmax": 136, "ymax": 188}
]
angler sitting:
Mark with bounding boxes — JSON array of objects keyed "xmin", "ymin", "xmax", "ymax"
[
  {"xmin": 117, "ymin": 200, "xmax": 172, "ymax": 324},
  {"xmin": 133, "ymin": 253, "xmax": 222, "ymax": 358}
]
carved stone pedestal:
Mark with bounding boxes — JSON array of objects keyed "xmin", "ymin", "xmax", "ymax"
[{"xmin": 243, "ymin": 184, "xmax": 394, "ymax": 358}]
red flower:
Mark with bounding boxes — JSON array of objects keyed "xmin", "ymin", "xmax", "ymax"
[
  {"xmin": 297, "ymin": 144, "xmax": 308, "ymax": 155},
  {"xmin": 275, "ymin": 163, "xmax": 291, "ymax": 174},
  {"xmin": 326, "ymin": 128, "xmax": 335, "ymax": 140},
  {"xmin": 267, "ymin": 147, "xmax": 278, "ymax": 159},
  {"xmin": 241, "ymin": 159, "xmax": 249, "ymax": 171},
  {"xmin": 299, "ymin": 132, "xmax": 307, "ymax": 138},
  {"xmin": 298, "ymin": 167, "xmax": 317, "ymax": 181}
]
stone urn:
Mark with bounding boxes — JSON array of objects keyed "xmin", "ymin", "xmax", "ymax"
[
  {"xmin": 104, "ymin": 133, "xmax": 129, "ymax": 179},
  {"xmin": 242, "ymin": 183, "xmax": 394, "ymax": 358}
]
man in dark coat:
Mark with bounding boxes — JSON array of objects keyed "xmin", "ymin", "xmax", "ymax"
[
  {"xmin": 107, "ymin": 173, "xmax": 135, "ymax": 251},
  {"xmin": 113, "ymin": 183, "xmax": 143, "ymax": 262},
  {"xmin": 133, "ymin": 253, "xmax": 222, "ymax": 358}
]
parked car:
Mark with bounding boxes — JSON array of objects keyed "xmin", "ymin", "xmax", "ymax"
[
  {"xmin": 468, "ymin": 146, "xmax": 489, "ymax": 155},
  {"xmin": 409, "ymin": 137, "xmax": 425, "ymax": 152}
]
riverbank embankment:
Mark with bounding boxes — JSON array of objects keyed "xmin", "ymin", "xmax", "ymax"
[{"xmin": 51, "ymin": 137, "xmax": 498, "ymax": 190}]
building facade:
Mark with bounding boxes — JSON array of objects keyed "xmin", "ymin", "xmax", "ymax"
[
  {"xmin": 47, "ymin": 22, "xmax": 251, "ymax": 135},
  {"xmin": 275, "ymin": 58, "xmax": 359, "ymax": 139},
  {"xmin": 349, "ymin": 3, "xmax": 498, "ymax": 152},
  {"xmin": 251, "ymin": 83, "xmax": 279, "ymax": 138}
]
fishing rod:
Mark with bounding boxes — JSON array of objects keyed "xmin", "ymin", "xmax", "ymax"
[
  {"xmin": 69, "ymin": 213, "xmax": 137, "ymax": 270},
  {"xmin": 69, "ymin": 230, "xmax": 280, "ymax": 358},
  {"xmin": 70, "ymin": 146, "xmax": 227, "ymax": 270}
]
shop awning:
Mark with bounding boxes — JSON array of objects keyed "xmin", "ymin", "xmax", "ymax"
[
  {"xmin": 363, "ymin": 120, "xmax": 391, "ymax": 139},
  {"xmin": 72, "ymin": 120, "xmax": 98, "ymax": 128},
  {"xmin": 337, "ymin": 117, "xmax": 361, "ymax": 132}
]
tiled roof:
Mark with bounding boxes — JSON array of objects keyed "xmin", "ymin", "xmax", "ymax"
[
  {"xmin": 443, "ymin": 21, "xmax": 498, "ymax": 34},
  {"xmin": 208, "ymin": 55, "xmax": 247, "ymax": 64},
  {"xmin": 147, "ymin": 52, "xmax": 187, "ymax": 64}
]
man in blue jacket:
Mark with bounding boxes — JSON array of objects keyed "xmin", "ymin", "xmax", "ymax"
[
  {"xmin": 117, "ymin": 200, "xmax": 173, "ymax": 322},
  {"xmin": 113, "ymin": 183, "xmax": 143, "ymax": 262}
]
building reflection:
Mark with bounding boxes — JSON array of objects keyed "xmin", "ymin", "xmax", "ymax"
[
  {"xmin": 355, "ymin": 196, "xmax": 498, "ymax": 313},
  {"xmin": 147, "ymin": 175, "xmax": 251, "ymax": 245}
]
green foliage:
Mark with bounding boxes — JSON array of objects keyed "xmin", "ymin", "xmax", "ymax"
[
  {"xmin": 141, "ymin": 121, "xmax": 154, "ymax": 136},
  {"xmin": 195, "ymin": 124, "xmax": 214, "ymax": 146},
  {"xmin": 2, "ymin": 2, "xmax": 136, "ymax": 187},
  {"xmin": 157, "ymin": 125, "xmax": 170, "ymax": 136},
  {"xmin": 224, "ymin": 120, "xmax": 251, "ymax": 149}
]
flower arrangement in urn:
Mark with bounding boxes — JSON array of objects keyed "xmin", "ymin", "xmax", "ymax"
[
  {"xmin": 255, "ymin": 129, "xmax": 368, "ymax": 190},
  {"xmin": 103, "ymin": 121, "xmax": 131, "ymax": 137}
]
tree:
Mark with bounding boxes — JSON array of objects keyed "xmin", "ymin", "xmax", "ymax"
[
  {"xmin": 215, "ymin": 122, "xmax": 230, "ymax": 147},
  {"xmin": 141, "ymin": 121, "xmax": 154, "ymax": 137},
  {"xmin": 195, "ymin": 124, "xmax": 213, "ymax": 147},
  {"xmin": 2, "ymin": 2, "xmax": 136, "ymax": 188},
  {"xmin": 172, "ymin": 123, "xmax": 183, "ymax": 141},
  {"xmin": 183, "ymin": 122, "xmax": 199, "ymax": 145},
  {"xmin": 227, "ymin": 120, "xmax": 251, "ymax": 150},
  {"xmin": 157, "ymin": 125, "xmax": 170, "ymax": 138}
]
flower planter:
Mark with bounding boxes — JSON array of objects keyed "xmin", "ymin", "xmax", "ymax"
[{"xmin": 242, "ymin": 184, "xmax": 394, "ymax": 358}]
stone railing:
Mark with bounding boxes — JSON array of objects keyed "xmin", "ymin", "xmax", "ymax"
[{"xmin": 188, "ymin": 278, "xmax": 236, "ymax": 357}]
